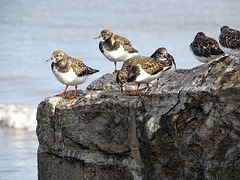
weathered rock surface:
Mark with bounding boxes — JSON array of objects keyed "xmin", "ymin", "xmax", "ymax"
[{"xmin": 37, "ymin": 56, "xmax": 240, "ymax": 180}]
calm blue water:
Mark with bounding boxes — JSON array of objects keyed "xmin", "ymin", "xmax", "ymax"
[{"xmin": 0, "ymin": 0, "xmax": 240, "ymax": 179}]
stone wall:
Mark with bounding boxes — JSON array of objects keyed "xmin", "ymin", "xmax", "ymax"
[{"xmin": 37, "ymin": 56, "xmax": 240, "ymax": 180}]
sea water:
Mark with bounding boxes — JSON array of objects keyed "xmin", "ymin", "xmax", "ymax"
[{"xmin": 0, "ymin": 0, "xmax": 240, "ymax": 179}]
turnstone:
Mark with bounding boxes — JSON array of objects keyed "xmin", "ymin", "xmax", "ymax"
[
  {"xmin": 150, "ymin": 47, "xmax": 176, "ymax": 80},
  {"xmin": 116, "ymin": 55, "xmax": 172, "ymax": 95},
  {"xmin": 190, "ymin": 32, "xmax": 225, "ymax": 63},
  {"xmin": 46, "ymin": 50, "xmax": 99, "ymax": 99},
  {"xmin": 94, "ymin": 29, "xmax": 139, "ymax": 73},
  {"xmin": 219, "ymin": 26, "xmax": 240, "ymax": 55}
]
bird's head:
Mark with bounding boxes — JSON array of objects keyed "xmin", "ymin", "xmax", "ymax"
[
  {"xmin": 94, "ymin": 29, "xmax": 113, "ymax": 41},
  {"xmin": 195, "ymin": 32, "xmax": 206, "ymax": 39},
  {"xmin": 46, "ymin": 50, "xmax": 65, "ymax": 63},
  {"xmin": 220, "ymin": 26, "xmax": 230, "ymax": 34},
  {"xmin": 151, "ymin": 47, "xmax": 168, "ymax": 60}
]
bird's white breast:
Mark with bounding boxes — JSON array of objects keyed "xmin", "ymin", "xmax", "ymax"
[
  {"xmin": 194, "ymin": 54, "xmax": 224, "ymax": 63},
  {"xmin": 103, "ymin": 45, "xmax": 139, "ymax": 62},
  {"xmin": 53, "ymin": 66, "xmax": 88, "ymax": 86},
  {"xmin": 135, "ymin": 65, "xmax": 162, "ymax": 84},
  {"xmin": 219, "ymin": 44, "xmax": 240, "ymax": 55}
]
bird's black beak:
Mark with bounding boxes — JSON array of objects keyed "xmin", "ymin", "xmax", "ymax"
[
  {"xmin": 93, "ymin": 35, "xmax": 100, "ymax": 39},
  {"xmin": 46, "ymin": 57, "xmax": 53, "ymax": 62}
]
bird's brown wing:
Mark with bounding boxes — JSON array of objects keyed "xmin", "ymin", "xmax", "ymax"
[
  {"xmin": 70, "ymin": 58, "xmax": 99, "ymax": 77},
  {"xmin": 190, "ymin": 37, "xmax": 212, "ymax": 57},
  {"xmin": 208, "ymin": 37, "xmax": 224, "ymax": 55},
  {"xmin": 220, "ymin": 33, "xmax": 240, "ymax": 49},
  {"xmin": 117, "ymin": 35, "xmax": 139, "ymax": 53},
  {"xmin": 140, "ymin": 57, "xmax": 164, "ymax": 75},
  {"xmin": 121, "ymin": 56, "xmax": 141, "ymax": 71}
]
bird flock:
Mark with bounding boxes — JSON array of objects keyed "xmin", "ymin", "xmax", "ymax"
[{"xmin": 46, "ymin": 26, "xmax": 240, "ymax": 98}]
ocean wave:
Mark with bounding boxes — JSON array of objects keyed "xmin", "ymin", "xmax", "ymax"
[{"xmin": 0, "ymin": 104, "xmax": 37, "ymax": 132}]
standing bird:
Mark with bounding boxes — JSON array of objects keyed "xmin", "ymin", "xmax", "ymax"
[
  {"xmin": 46, "ymin": 50, "xmax": 99, "ymax": 99},
  {"xmin": 150, "ymin": 47, "xmax": 176, "ymax": 80},
  {"xmin": 219, "ymin": 26, "xmax": 240, "ymax": 55},
  {"xmin": 94, "ymin": 29, "xmax": 139, "ymax": 73},
  {"xmin": 190, "ymin": 32, "xmax": 224, "ymax": 63},
  {"xmin": 116, "ymin": 55, "xmax": 172, "ymax": 95}
]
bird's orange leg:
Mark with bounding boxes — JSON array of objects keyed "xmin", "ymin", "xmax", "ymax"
[
  {"xmin": 147, "ymin": 83, "xmax": 149, "ymax": 88},
  {"xmin": 130, "ymin": 84, "xmax": 140, "ymax": 96},
  {"xmin": 58, "ymin": 85, "xmax": 68, "ymax": 98},
  {"xmin": 112, "ymin": 62, "xmax": 119, "ymax": 74},
  {"xmin": 69, "ymin": 85, "xmax": 78, "ymax": 99}
]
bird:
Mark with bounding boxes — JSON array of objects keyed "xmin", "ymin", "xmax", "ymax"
[
  {"xmin": 116, "ymin": 55, "xmax": 172, "ymax": 95},
  {"xmin": 150, "ymin": 47, "xmax": 176, "ymax": 80},
  {"xmin": 94, "ymin": 29, "xmax": 139, "ymax": 73},
  {"xmin": 219, "ymin": 26, "xmax": 240, "ymax": 56},
  {"xmin": 46, "ymin": 50, "xmax": 99, "ymax": 99},
  {"xmin": 190, "ymin": 32, "xmax": 225, "ymax": 63}
]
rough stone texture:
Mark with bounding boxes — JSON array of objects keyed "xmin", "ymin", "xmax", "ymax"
[{"xmin": 37, "ymin": 55, "xmax": 240, "ymax": 180}]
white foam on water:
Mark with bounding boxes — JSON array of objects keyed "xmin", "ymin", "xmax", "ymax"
[{"xmin": 0, "ymin": 104, "xmax": 37, "ymax": 132}]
